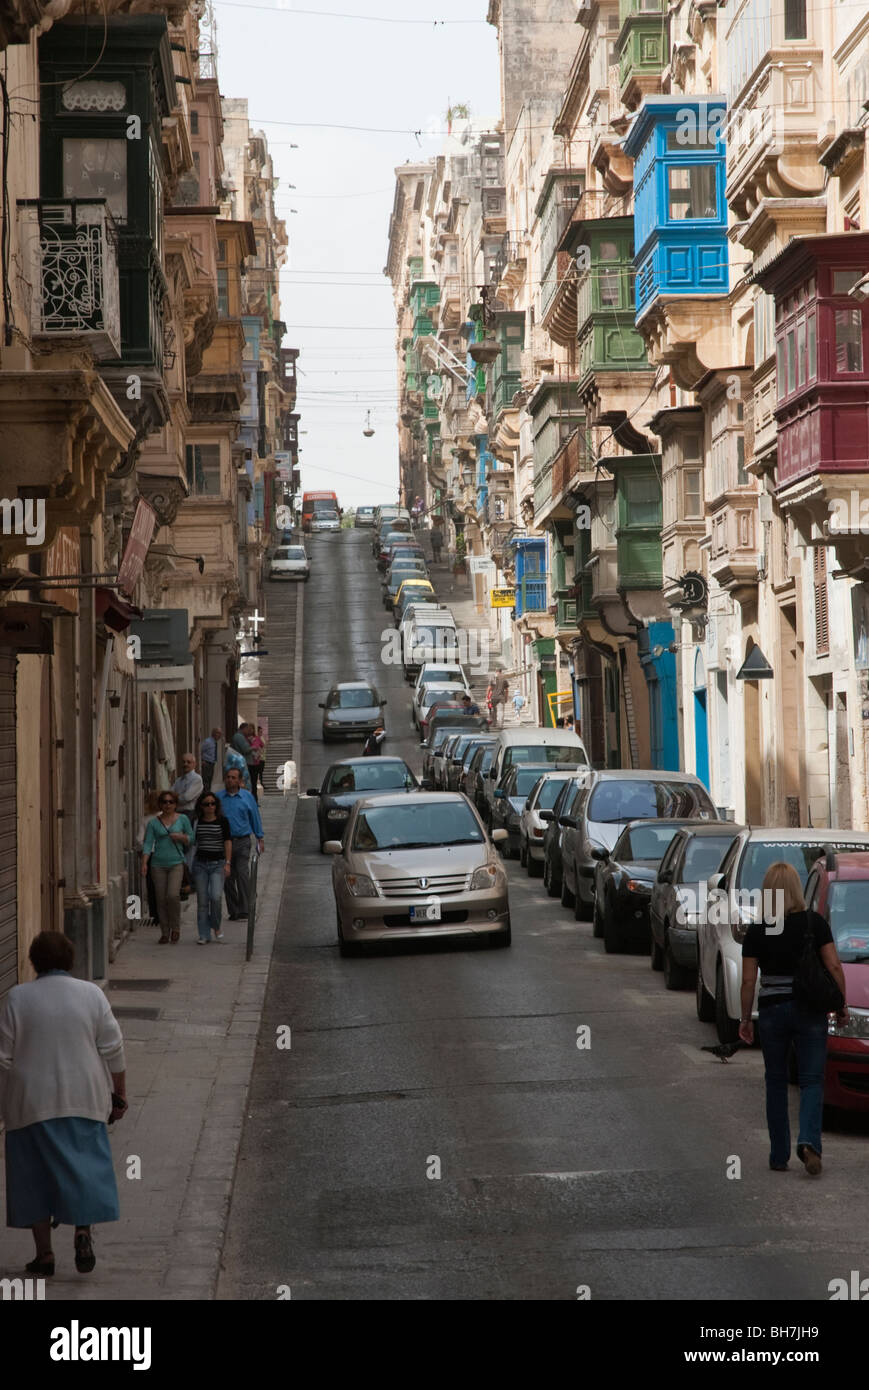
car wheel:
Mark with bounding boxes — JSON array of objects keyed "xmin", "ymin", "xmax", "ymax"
[
  {"xmin": 650, "ymin": 928, "xmax": 664, "ymax": 971},
  {"xmin": 592, "ymin": 894, "xmax": 605, "ymax": 938},
  {"xmin": 574, "ymin": 884, "xmax": 592, "ymax": 922},
  {"xmin": 663, "ymin": 931, "xmax": 692, "ymax": 990},
  {"xmin": 695, "ymin": 959, "xmax": 715, "ymax": 1022},
  {"xmin": 715, "ymin": 962, "xmax": 739, "ymax": 1044},
  {"xmin": 486, "ymin": 922, "xmax": 512, "ymax": 949},
  {"xmin": 527, "ymin": 850, "xmax": 543, "ymax": 879},
  {"xmin": 603, "ymin": 903, "xmax": 627, "ymax": 954},
  {"xmin": 560, "ymin": 873, "xmax": 575, "ymax": 910}
]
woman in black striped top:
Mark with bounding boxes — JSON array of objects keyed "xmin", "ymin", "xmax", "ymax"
[{"xmin": 190, "ymin": 792, "xmax": 233, "ymax": 944}]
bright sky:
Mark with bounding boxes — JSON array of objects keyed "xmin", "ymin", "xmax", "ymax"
[{"xmin": 212, "ymin": 0, "xmax": 500, "ymax": 508}]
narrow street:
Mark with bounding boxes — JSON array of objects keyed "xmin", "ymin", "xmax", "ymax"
[{"xmin": 219, "ymin": 530, "xmax": 868, "ymax": 1302}]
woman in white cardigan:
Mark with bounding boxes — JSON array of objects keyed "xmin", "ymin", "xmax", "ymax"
[{"xmin": 0, "ymin": 932, "xmax": 127, "ymax": 1276}]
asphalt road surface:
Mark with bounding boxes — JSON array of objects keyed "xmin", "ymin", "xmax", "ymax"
[{"xmin": 219, "ymin": 529, "xmax": 868, "ymax": 1301}]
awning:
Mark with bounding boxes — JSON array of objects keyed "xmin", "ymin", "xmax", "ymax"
[{"xmin": 95, "ymin": 587, "xmax": 143, "ymax": 633}]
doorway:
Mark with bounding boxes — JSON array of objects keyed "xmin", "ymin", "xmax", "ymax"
[{"xmin": 693, "ymin": 649, "xmax": 709, "ymax": 789}]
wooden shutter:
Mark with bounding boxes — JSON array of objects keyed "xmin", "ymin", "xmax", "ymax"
[{"xmin": 814, "ymin": 546, "xmax": 829, "ymax": 656}]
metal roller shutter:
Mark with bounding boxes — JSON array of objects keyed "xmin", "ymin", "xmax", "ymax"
[{"xmin": 0, "ymin": 650, "xmax": 17, "ymax": 998}]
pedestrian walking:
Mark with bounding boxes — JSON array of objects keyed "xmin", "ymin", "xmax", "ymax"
[
  {"xmin": 248, "ymin": 725, "xmax": 266, "ymax": 800},
  {"xmin": 491, "ymin": 671, "xmax": 509, "ymax": 728},
  {"xmin": 224, "ymin": 727, "xmax": 251, "ymax": 791},
  {"xmin": 141, "ymin": 790, "xmax": 192, "ymax": 944},
  {"xmin": 189, "ymin": 791, "xmax": 232, "ymax": 943},
  {"xmin": 200, "ymin": 727, "xmax": 222, "ymax": 792},
  {"xmin": 362, "ymin": 726, "xmax": 387, "ymax": 756},
  {"xmin": 740, "ymin": 862, "xmax": 847, "ymax": 1175},
  {"xmin": 0, "ymin": 931, "xmax": 127, "ymax": 1277},
  {"xmin": 136, "ymin": 790, "xmax": 160, "ymax": 924},
  {"xmin": 216, "ymin": 767, "xmax": 265, "ymax": 920},
  {"xmin": 171, "ymin": 752, "xmax": 204, "ymax": 817},
  {"xmin": 512, "ymin": 690, "xmax": 525, "ymax": 721},
  {"xmin": 430, "ymin": 523, "xmax": 443, "ymax": 563}
]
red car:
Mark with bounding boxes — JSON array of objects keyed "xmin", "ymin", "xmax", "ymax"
[{"xmin": 805, "ymin": 850, "xmax": 869, "ymax": 1112}]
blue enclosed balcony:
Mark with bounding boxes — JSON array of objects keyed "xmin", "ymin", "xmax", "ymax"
[{"xmin": 623, "ymin": 97, "xmax": 728, "ymax": 319}]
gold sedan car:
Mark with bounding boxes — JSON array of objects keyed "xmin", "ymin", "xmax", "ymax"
[{"xmin": 325, "ymin": 792, "xmax": 511, "ymax": 955}]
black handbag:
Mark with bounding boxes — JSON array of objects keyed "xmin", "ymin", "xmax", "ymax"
[{"xmin": 792, "ymin": 915, "xmax": 844, "ymax": 1014}]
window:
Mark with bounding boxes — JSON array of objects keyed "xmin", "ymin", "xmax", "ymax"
[
  {"xmin": 185, "ymin": 443, "xmax": 221, "ymax": 496},
  {"xmin": 796, "ymin": 318, "xmax": 806, "ymax": 387},
  {"xmin": 776, "ymin": 338, "xmax": 786, "ymax": 398},
  {"xmin": 833, "ymin": 269, "xmax": 862, "ymax": 294},
  {"xmin": 834, "ymin": 309, "xmax": 863, "ymax": 372},
  {"xmin": 736, "ymin": 435, "xmax": 748, "ymax": 486},
  {"xmin": 624, "ymin": 472, "xmax": 661, "ymax": 527},
  {"xmin": 784, "ymin": 0, "xmax": 807, "ymax": 40},
  {"xmin": 600, "ymin": 271, "xmax": 620, "ymax": 306},
  {"xmin": 807, "ymin": 311, "xmax": 817, "ymax": 379},
  {"xmin": 814, "ymin": 546, "xmax": 829, "ymax": 656},
  {"xmin": 683, "ymin": 469, "xmax": 703, "ymax": 519},
  {"xmin": 666, "ymin": 129, "xmax": 717, "ymax": 151},
  {"xmin": 217, "ymin": 269, "xmax": 229, "ymax": 317},
  {"xmin": 786, "ymin": 328, "xmax": 796, "ymax": 393},
  {"xmin": 667, "ymin": 165, "xmax": 717, "ymax": 220},
  {"xmin": 63, "ymin": 138, "xmax": 128, "ymax": 222},
  {"xmin": 217, "ymin": 239, "xmax": 227, "ymax": 264},
  {"xmin": 190, "ymin": 110, "xmax": 199, "ymax": 135}
]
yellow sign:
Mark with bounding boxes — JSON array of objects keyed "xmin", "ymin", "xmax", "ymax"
[{"xmin": 490, "ymin": 587, "xmax": 516, "ymax": 608}]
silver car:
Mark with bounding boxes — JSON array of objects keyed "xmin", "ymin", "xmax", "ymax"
[
  {"xmin": 325, "ymin": 792, "xmax": 511, "ymax": 954},
  {"xmin": 311, "ymin": 510, "xmax": 341, "ymax": 533},
  {"xmin": 519, "ymin": 771, "xmax": 579, "ymax": 876},
  {"xmin": 319, "ymin": 681, "xmax": 387, "ymax": 742}
]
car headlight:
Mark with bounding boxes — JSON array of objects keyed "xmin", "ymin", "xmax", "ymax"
[
  {"xmin": 828, "ymin": 1007, "xmax": 869, "ymax": 1039},
  {"xmin": 327, "ymin": 808, "xmax": 349, "ymax": 820},
  {"xmin": 470, "ymin": 862, "xmax": 504, "ymax": 890},
  {"xmin": 344, "ymin": 873, "xmax": 377, "ymax": 898},
  {"xmin": 626, "ymin": 879, "xmax": 652, "ymax": 895}
]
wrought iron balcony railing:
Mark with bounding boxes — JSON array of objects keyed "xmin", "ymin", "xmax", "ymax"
[{"xmin": 17, "ymin": 199, "xmax": 121, "ymax": 360}]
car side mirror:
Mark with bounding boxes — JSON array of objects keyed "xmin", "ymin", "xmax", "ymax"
[
  {"xmin": 590, "ymin": 846, "xmax": 608, "ymax": 862},
  {"xmin": 420, "ymin": 778, "xmax": 433, "ymax": 790},
  {"xmin": 306, "ymin": 788, "xmax": 320, "ymax": 798},
  {"xmin": 560, "ymin": 815, "xmax": 577, "ymax": 828},
  {"xmin": 538, "ymin": 810, "xmax": 554, "ymax": 823},
  {"xmin": 317, "ymin": 702, "xmax": 325, "ymax": 709},
  {"xmin": 707, "ymin": 872, "xmax": 724, "ymax": 891},
  {"xmin": 381, "ymin": 699, "xmax": 388, "ymax": 706},
  {"xmin": 491, "ymin": 828, "xmax": 508, "ymax": 843},
  {"xmin": 323, "ymin": 841, "xmax": 343, "ymax": 854},
  {"xmin": 657, "ymin": 868, "xmax": 672, "ymax": 884}
]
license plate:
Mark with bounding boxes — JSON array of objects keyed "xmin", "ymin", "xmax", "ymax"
[{"xmin": 410, "ymin": 901, "xmax": 441, "ymax": 923}]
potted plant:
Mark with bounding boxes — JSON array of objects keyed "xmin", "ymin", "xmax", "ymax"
[{"xmin": 453, "ymin": 532, "xmax": 467, "ymax": 576}]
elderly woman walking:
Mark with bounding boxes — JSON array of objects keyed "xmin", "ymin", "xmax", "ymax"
[
  {"xmin": 740, "ymin": 861, "xmax": 847, "ymax": 1176},
  {"xmin": 0, "ymin": 931, "xmax": 127, "ymax": 1275}
]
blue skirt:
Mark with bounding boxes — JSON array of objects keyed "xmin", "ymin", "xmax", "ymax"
[{"xmin": 5, "ymin": 1117, "xmax": 120, "ymax": 1228}]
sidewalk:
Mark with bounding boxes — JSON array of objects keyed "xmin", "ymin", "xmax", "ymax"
[{"xmin": 0, "ymin": 592, "xmax": 303, "ymax": 1300}]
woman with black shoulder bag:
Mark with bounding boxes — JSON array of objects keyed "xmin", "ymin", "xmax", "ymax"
[{"xmin": 739, "ymin": 861, "xmax": 847, "ymax": 1176}]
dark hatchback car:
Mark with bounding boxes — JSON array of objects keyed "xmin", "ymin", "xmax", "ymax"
[
  {"xmin": 319, "ymin": 680, "xmax": 387, "ymax": 742},
  {"xmin": 491, "ymin": 763, "xmax": 553, "ymax": 858},
  {"xmin": 649, "ymin": 822, "xmax": 745, "ymax": 988},
  {"xmin": 466, "ymin": 740, "xmax": 498, "ymax": 813},
  {"xmin": 445, "ymin": 731, "xmax": 493, "ymax": 792},
  {"xmin": 559, "ymin": 770, "xmax": 719, "ymax": 921},
  {"xmin": 540, "ymin": 774, "xmax": 593, "ymax": 899},
  {"xmin": 421, "ymin": 713, "xmax": 488, "ymax": 784},
  {"xmin": 307, "ymin": 757, "xmax": 417, "ymax": 850},
  {"xmin": 593, "ymin": 819, "xmax": 710, "ymax": 955}
]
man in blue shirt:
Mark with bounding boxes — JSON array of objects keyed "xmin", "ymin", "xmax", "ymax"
[
  {"xmin": 216, "ymin": 768, "xmax": 265, "ymax": 919},
  {"xmin": 200, "ymin": 727, "xmax": 221, "ymax": 792}
]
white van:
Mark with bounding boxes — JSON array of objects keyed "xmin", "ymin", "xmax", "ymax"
[
  {"xmin": 482, "ymin": 727, "xmax": 589, "ymax": 823},
  {"xmin": 403, "ymin": 613, "xmax": 460, "ymax": 678}
]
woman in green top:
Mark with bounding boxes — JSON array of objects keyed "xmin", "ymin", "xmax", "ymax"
[{"xmin": 141, "ymin": 790, "xmax": 192, "ymax": 944}]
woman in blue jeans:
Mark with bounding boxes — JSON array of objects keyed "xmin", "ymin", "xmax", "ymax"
[
  {"xmin": 190, "ymin": 792, "xmax": 232, "ymax": 944},
  {"xmin": 740, "ymin": 861, "xmax": 848, "ymax": 1176}
]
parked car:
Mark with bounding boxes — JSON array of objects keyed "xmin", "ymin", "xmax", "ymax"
[
  {"xmin": 540, "ymin": 774, "xmax": 592, "ymax": 899},
  {"xmin": 559, "ymin": 770, "xmax": 719, "ymax": 922},
  {"xmin": 491, "ymin": 764, "xmax": 555, "ymax": 858},
  {"xmin": 445, "ymin": 731, "xmax": 493, "ymax": 792},
  {"xmin": 310, "ymin": 510, "xmax": 341, "ymax": 533},
  {"xmin": 319, "ymin": 681, "xmax": 387, "ymax": 743},
  {"xmin": 413, "ymin": 661, "xmax": 468, "ymax": 704},
  {"xmin": 418, "ymin": 698, "xmax": 470, "ymax": 741},
  {"xmin": 696, "ymin": 827, "xmax": 869, "ymax": 1043},
  {"xmin": 421, "ymin": 712, "xmax": 489, "ymax": 784},
  {"xmin": 268, "ymin": 543, "xmax": 310, "ymax": 581},
  {"xmin": 593, "ymin": 818, "xmax": 709, "ymax": 955},
  {"xmin": 403, "ymin": 613, "xmax": 459, "ymax": 677},
  {"xmin": 465, "ymin": 740, "xmax": 498, "ymax": 813},
  {"xmin": 431, "ymin": 732, "xmax": 464, "ymax": 791},
  {"xmin": 518, "ymin": 771, "xmax": 579, "ymax": 876},
  {"xmin": 373, "ymin": 519, "xmax": 411, "ymax": 557},
  {"xmin": 324, "ymin": 792, "xmax": 511, "ymax": 954},
  {"xmin": 354, "ymin": 506, "xmax": 376, "ymax": 528},
  {"xmin": 394, "ymin": 578, "xmax": 435, "ymax": 620},
  {"xmin": 414, "ymin": 680, "xmax": 470, "ymax": 732},
  {"xmin": 481, "ymin": 728, "xmax": 589, "ymax": 829},
  {"xmin": 307, "ymin": 757, "xmax": 417, "ymax": 850},
  {"xmin": 804, "ymin": 850, "xmax": 869, "ymax": 1112},
  {"xmin": 384, "ymin": 559, "xmax": 428, "ymax": 607},
  {"xmin": 649, "ymin": 822, "xmax": 745, "ymax": 988}
]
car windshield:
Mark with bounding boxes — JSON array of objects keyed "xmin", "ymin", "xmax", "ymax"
[
  {"xmin": 505, "ymin": 744, "xmax": 586, "ymax": 769},
  {"xmin": 826, "ymin": 882, "xmax": 869, "ymax": 961},
  {"xmin": 737, "ymin": 840, "xmax": 869, "ymax": 892},
  {"xmin": 419, "ymin": 669, "xmax": 461, "ymax": 685},
  {"xmin": 682, "ymin": 833, "xmax": 738, "ymax": 882},
  {"xmin": 358, "ymin": 507, "xmax": 374, "ymax": 517},
  {"xmin": 273, "ymin": 548, "xmax": 303, "ymax": 560},
  {"xmin": 473, "ymin": 747, "xmax": 496, "ymax": 773},
  {"xmin": 535, "ymin": 778, "xmax": 569, "ymax": 811},
  {"xmin": 450, "ymin": 735, "xmax": 476, "ymax": 761},
  {"xmin": 317, "ymin": 513, "xmax": 338, "ymax": 522},
  {"xmin": 328, "ymin": 688, "xmax": 377, "ymax": 709},
  {"xmin": 414, "ymin": 626, "xmax": 458, "ymax": 648},
  {"xmin": 430, "ymin": 727, "xmax": 454, "ymax": 752},
  {"xmin": 618, "ymin": 823, "xmax": 683, "ymax": 862},
  {"xmin": 423, "ymin": 687, "xmax": 463, "ymax": 706},
  {"xmin": 588, "ymin": 779, "xmax": 715, "ymax": 824},
  {"xmin": 325, "ymin": 763, "xmax": 411, "ymax": 794},
  {"xmin": 512, "ymin": 767, "xmax": 552, "ymax": 797},
  {"xmin": 352, "ymin": 801, "xmax": 484, "ymax": 850}
]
